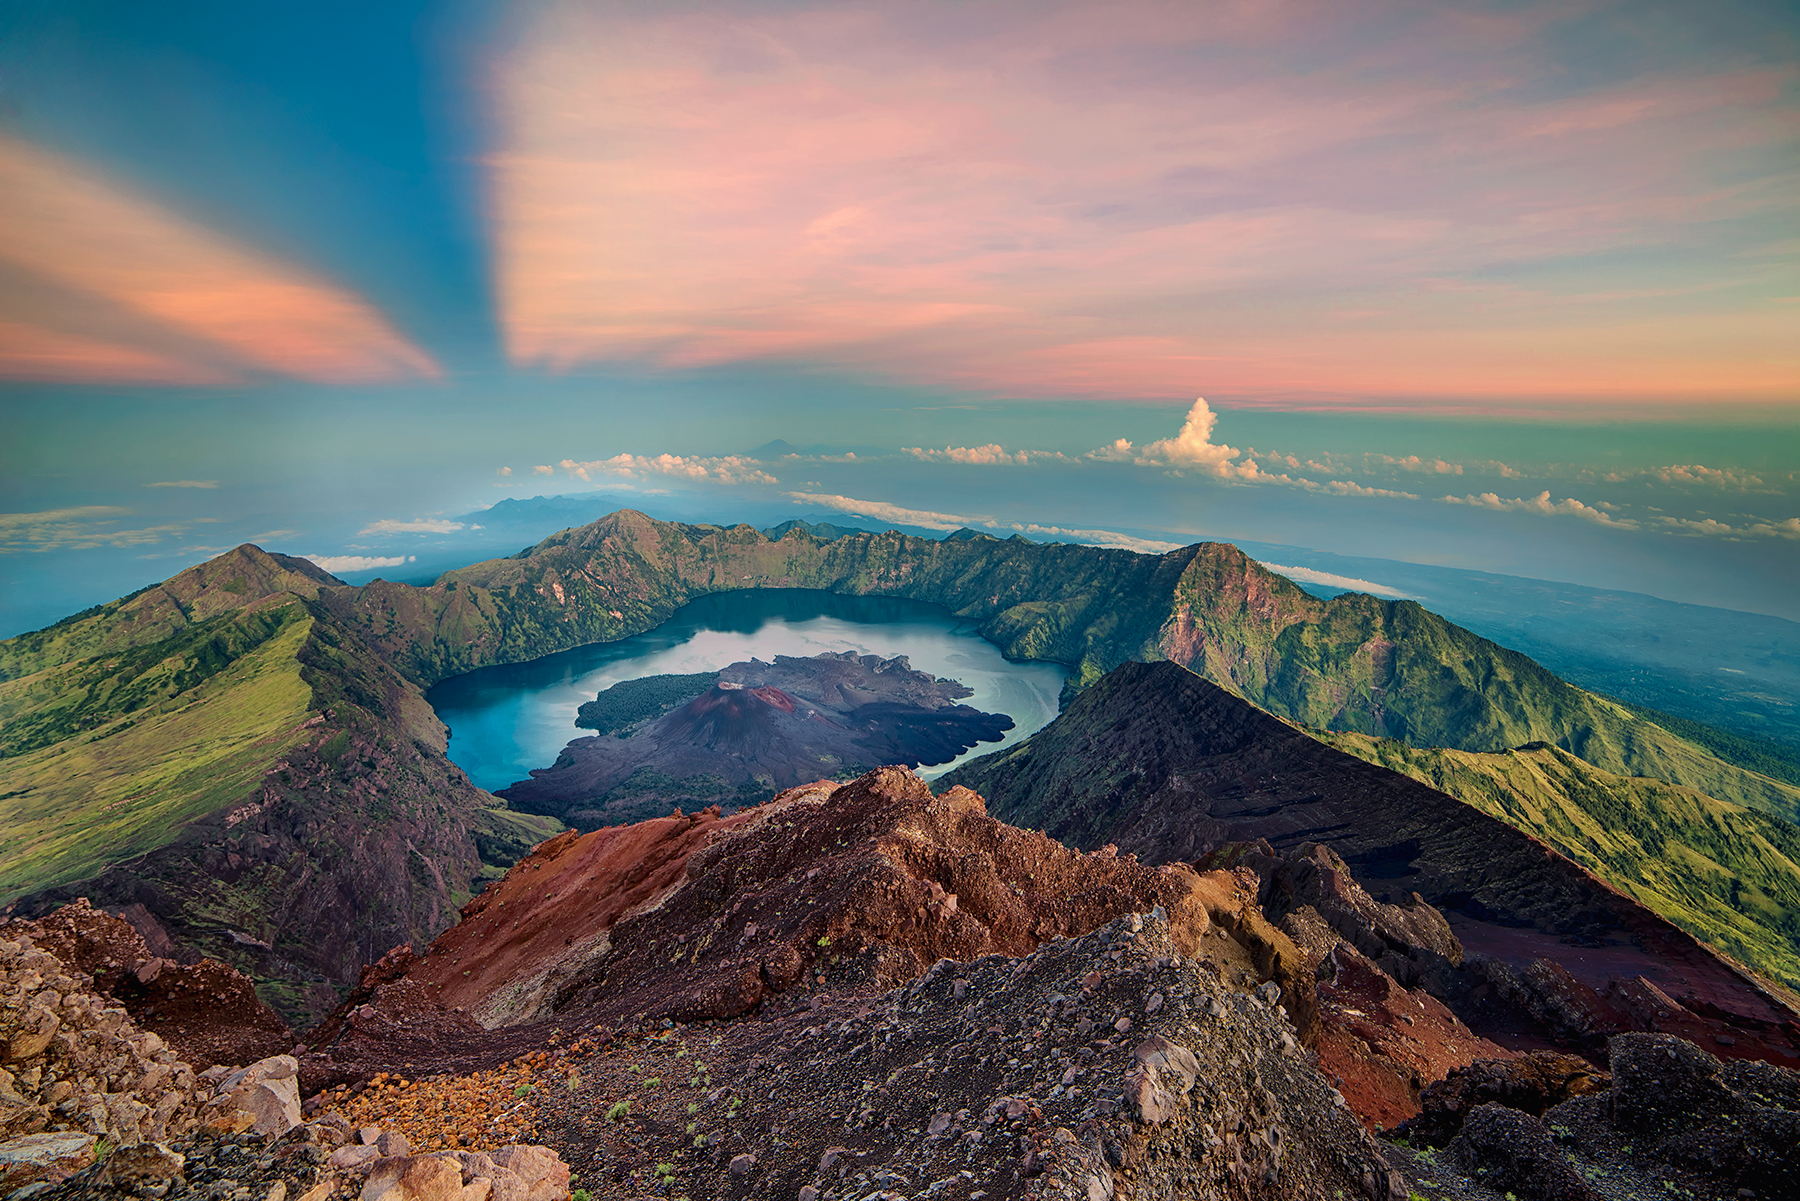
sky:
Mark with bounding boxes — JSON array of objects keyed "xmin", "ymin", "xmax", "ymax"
[{"xmin": 2, "ymin": 0, "xmax": 1796, "ymax": 635}]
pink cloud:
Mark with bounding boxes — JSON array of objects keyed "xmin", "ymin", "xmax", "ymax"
[
  {"xmin": 485, "ymin": 1, "xmax": 1800, "ymax": 408},
  {"xmin": 0, "ymin": 133, "xmax": 438, "ymax": 385},
  {"xmin": 0, "ymin": 320, "xmax": 235, "ymax": 386}
]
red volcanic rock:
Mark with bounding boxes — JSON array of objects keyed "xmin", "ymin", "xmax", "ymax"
[
  {"xmin": 0, "ymin": 899, "xmax": 290, "ymax": 1070},
  {"xmin": 548, "ymin": 767, "xmax": 1289, "ymax": 1028},
  {"xmin": 1311, "ymin": 943, "xmax": 1515, "ymax": 1130},
  {"xmin": 312, "ymin": 770, "xmax": 1325, "ymax": 1076},
  {"xmin": 405, "ymin": 799, "xmax": 776, "ymax": 1026}
]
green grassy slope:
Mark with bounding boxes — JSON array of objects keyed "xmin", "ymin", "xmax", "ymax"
[
  {"xmin": 0, "ymin": 546, "xmax": 560, "ymax": 1016},
  {"xmin": 0, "ymin": 602, "xmax": 316, "ymax": 898},
  {"xmin": 1323, "ymin": 735, "xmax": 1800, "ymax": 990}
]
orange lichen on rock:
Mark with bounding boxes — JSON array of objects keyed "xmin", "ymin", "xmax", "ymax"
[{"xmin": 317, "ymin": 1048, "xmax": 576, "ymax": 1151}]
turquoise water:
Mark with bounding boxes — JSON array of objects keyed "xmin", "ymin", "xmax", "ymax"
[{"xmin": 425, "ymin": 590, "xmax": 1068, "ymax": 795}]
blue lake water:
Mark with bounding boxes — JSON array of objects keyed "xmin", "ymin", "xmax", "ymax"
[{"xmin": 426, "ymin": 590, "xmax": 1068, "ymax": 794}]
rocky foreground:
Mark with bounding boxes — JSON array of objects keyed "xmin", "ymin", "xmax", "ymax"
[
  {"xmin": 0, "ymin": 905, "xmax": 569, "ymax": 1200},
  {"xmin": 3, "ymin": 768, "xmax": 1798, "ymax": 1200}
]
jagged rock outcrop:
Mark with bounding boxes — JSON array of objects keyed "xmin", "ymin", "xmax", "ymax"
[
  {"xmin": 1404, "ymin": 1032, "xmax": 1800, "ymax": 1201},
  {"xmin": 0, "ymin": 899, "xmax": 290, "ymax": 1070},
  {"xmin": 512, "ymin": 911, "xmax": 1402, "ymax": 1200},
  {"xmin": 0, "ymin": 920, "xmax": 335, "ymax": 1196},
  {"xmin": 311, "ymin": 769, "xmax": 1319, "ymax": 1045},
  {"xmin": 949, "ymin": 662, "xmax": 1800, "ymax": 1067},
  {"xmin": 1396, "ymin": 1051, "xmax": 1610, "ymax": 1147},
  {"xmin": 0, "ymin": 929, "xmax": 205, "ymax": 1154}
]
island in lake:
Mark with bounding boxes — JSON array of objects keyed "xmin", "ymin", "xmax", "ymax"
[{"xmin": 500, "ymin": 651, "xmax": 1014, "ymax": 828}]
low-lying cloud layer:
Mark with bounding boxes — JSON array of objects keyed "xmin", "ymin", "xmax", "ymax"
[{"xmin": 303, "ymin": 553, "xmax": 416, "ymax": 574}]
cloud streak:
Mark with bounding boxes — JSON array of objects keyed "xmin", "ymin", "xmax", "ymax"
[
  {"xmin": 559, "ymin": 454, "xmax": 777, "ymax": 486},
  {"xmin": 1259, "ymin": 563, "xmax": 1414, "ymax": 599},
  {"xmin": 0, "ymin": 132, "xmax": 438, "ymax": 385},
  {"xmin": 357, "ymin": 518, "xmax": 479, "ymax": 535},
  {"xmin": 0, "ymin": 505, "xmax": 192, "ymax": 553}
]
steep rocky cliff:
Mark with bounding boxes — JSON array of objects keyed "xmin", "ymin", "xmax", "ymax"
[{"xmin": 945, "ymin": 662, "xmax": 1800, "ymax": 1060}]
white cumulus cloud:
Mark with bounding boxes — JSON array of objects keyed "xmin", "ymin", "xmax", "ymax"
[
  {"xmin": 304, "ymin": 553, "xmax": 416, "ymax": 574},
  {"xmin": 1746, "ymin": 516, "xmax": 1800, "ymax": 540},
  {"xmin": 561, "ymin": 453, "xmax": 777, "ymax": 486},
  {"xmin": 904, "ymin": 444, "xmax": 1065, "ymax": 466},
  {"xmin": 1294, "ymin": 478, "xmax": 1421, "ymax": 500},
  {"xmin": 358, "ymin": 518, "xmax": 479, "ymax": 535},
  {"xmin": 1443, "ymin": 490, "xmax": 1637, "ymax": 527},
  {"xmin": 1094, "ymin": 397, "xmax": 1264, "ymax": 480}
]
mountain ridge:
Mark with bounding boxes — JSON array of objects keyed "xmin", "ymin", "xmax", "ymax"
[{"xmin": 5, "ymin": 511, "xmax": 1798, "ymax": 1008}]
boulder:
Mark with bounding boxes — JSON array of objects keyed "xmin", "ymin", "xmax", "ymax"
[
  {"xmin": 1606, "ymin": 1032, "xmax": 1800, "ymax": 1195},
  {"xmin": 1448, "ymin": 1103, "xmax": 1602, "ymax": 1201},
  {"xmin": 95, "ymin": 1141, "xmax": 185, "ymax": 1198},
  {"xmin": 212, "ymin": 1054, "xmax": 302, "ymax": 1136},
  {"xmin": 490, "ymin": 1145, "xmax": 570, "ymax": 1200},
  {"xmin": 0, "ymin": 1130, "xmax": 97, "ymax": 1192}
]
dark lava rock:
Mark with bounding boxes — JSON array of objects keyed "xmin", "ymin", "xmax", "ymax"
[
  {"xmin": 1448, "ymin": 1103, "xmax": 1603, "ymax": 1201},
  {"xmin": 1608, "ymin": 1032, "xmax": 1800, "ymax": 1195},
  {"xmin": 1397, "ymin": 1051, "xmax": 1608, "ymax": 1147},
  {"xmin": 532, "ymin": 909, "xmax": 1402, "ymax": 1201},
  {"xmin": 503, "ymin": 652, "xmax": 1015, "ymax": 828}
]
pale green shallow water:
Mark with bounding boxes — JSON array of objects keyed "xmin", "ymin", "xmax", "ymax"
[{"xmin": 426, "ymin": 589, "xmax": 1068, "ymax": 795}]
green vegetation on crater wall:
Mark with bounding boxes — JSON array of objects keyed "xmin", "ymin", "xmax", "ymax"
[
  {"xmin": 1323, "ymin": 733, "xmax": 1800, "ymax": 992},
  {"xmin": 5, "ymin": 511, "xmax": 1799, "ymax": 1004},
  {"xmin": 0, "ymin": 606, "xmax": 316, "ymax": 900}
]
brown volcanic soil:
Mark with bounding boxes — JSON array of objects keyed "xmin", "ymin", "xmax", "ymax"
[
  {"xmin": 406, "ymin": 803, "xmax": 774, "ymax": 1026},
  {"xmin": 502, "ymin": 652, "xmax": 1014, "ymax": 828},
  {"xmin": 949, "ymin": 662, "xmax": 1800, "ymax": 1068},
  {"xmin": 1, "ymin": 897, "xmax": 291, "ymax": 1070},
  {"xmin": 333, "ymin": 769, "xmax": 1310, "ymax": 1029}
]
